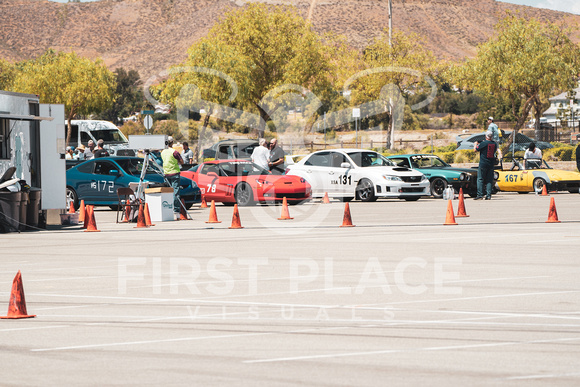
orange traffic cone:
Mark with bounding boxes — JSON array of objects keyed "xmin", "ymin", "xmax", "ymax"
[
  {"xmin": 541, "ymin": 184, "xmax": 548, "ymax": 196},
  {"xmin": 546, "ymin": 197, "xmax": 561, "ymax": 223},
  {"xmin": 456, "ymin": 188, "xmax": 469, "ymax": 218},
  {"xmin": 134, "ymin": 204, "xmax": 148, "ymax": 228},
  {"xmin": 200, "ymin": 196, "xmax": 208, "ymax": 208},
  {"xmin": 68, "ymin": 200, "xmax": 76, "ymax": 214},
  {"xmin": 0, "ymin": 271, "xmax": 35, "ymax": 319},
  {"xmin": 444, "ymin": 200, "xmax": 458, "ymax": 225},
  {"xmin": 82, "ymin": 205, "xmax": 89, "ymax": 229},
  {"xmin": 121, "ymin": 204, "xmax": 131, "ymax": 223},
  {"xmin": 144, "ymin": 203, "xmax": 155, "ymax": 226},
  {"xmin": 340, "ymin": 202, "xmax": 355, "ymax": 227},
  {"xmin": 278, "ymin": 197, "xmax": 294, "ymax": 220},
  {"xmin": 179, "ymin": 199, "xmax": 190, "ymax": 220},
  {"xmin": 229, "ymin": 204, "xmax": 244, "ymax": 229},
  {"xmin": 78, "ymin": 200, "xmax": 86, "ymax": 223},
  {"xmin": 84, "ymin": 205, "xmax": 100, "ymax": 232},
  {"xmin": 322, "ymin": 192, "xmax": 330, "ymax": 204},
  {"xmin": 206, "ymin": 200, "xmax": 222, "ymax": 224}
]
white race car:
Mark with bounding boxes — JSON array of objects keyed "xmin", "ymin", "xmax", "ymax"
[{"xmin": 285, "ymin": 149, "xmax": 430, "ymax": 202}]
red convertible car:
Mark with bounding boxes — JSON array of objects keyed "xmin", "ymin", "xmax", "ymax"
[{"xmin": 181, "ymin": 160, "xmax": 312, "ymax": 206}]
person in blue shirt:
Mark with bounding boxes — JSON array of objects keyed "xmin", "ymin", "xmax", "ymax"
[
  {"xmin": 487, "ymin": 117, "xmax": 500, "ymax": 143},
  {"xmin": 474, "ymin": 131, "xmax": 497, "ymax": 200}
]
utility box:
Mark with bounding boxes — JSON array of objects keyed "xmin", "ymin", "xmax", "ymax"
[{"xmin": 144, "ymin": 187, "xmax": 174, "ymax": 222}]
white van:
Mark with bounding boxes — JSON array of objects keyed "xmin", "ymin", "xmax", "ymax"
[{"xmin": 66, "ymin": 120, "xmax": 134, "ymax": 156}]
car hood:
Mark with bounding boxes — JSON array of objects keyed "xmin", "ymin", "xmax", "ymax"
[{"xmin": 357, "ymin": 166, "xmax": 423, "ymax": 176}]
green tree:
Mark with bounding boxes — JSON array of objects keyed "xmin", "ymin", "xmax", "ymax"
[
  {"xmin": 454, "ymin": 13, "xmax": 580, "ymax": 145},
  {"xmin": 96, "ymin": 68, "xmax": 144, "ymax": 125},
  {"xmin": 12, "ymin": 49, "xmax": 117, "ymax": 145}
]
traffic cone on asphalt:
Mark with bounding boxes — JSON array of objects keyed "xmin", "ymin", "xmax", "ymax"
[
  {"xmin": 340, "ymin": 202, "xmax": 355, "ymax": 227},
  {"xmin": 84, "ymin": 205, "xmax": 100, "ymax": 232},
  {"xmin": 78, "ymin": 200, "xmax": 86, "ymax": 223},
  {"xmin": 0, "ymin": 271, "xmax": 35, "ymax": 319},
  {"xmin": 322, "ymin": 192, "xmax": 330, "ymax": 204},
  {"xmin": 134, "ymin": 204, "xmax": 148, "ymax": 228},
  {"xmin": 546, "ymin": 197, "xmax": 561, "ymax": 223},
  {"xmin": 541, "ymin": 184, "xmax": 548, "ymax": 196},
  {"xmin": 144, "ymin": 203, "xmax": 155, "ymax": 226},
  {"xmin": 82, "ymin": 205, "xmax": 89, "ymax": 229},
  {"xmin": 456, "ymin": 188, "xmax": 469, "ymax": 218},
  {"xmin": 121, "ymin": 204, "xmax": 131, "ymax": 223},
  {"xmin": 444, "ymin": 200, "xmax": 458, "ymax": 225},
  {"xmin": 278, "ymin": 197, "xmax": 293, "ymax": 220},
  {"xmin": 206, "ymin": 200, "xmax": 222, "ymax": 224},
  {"xmin": 68, "ymin": 200, "xmax": 76, "ymax": 214},
  {"xmin": 229, "ymin": 204, "xmax": 244, "ymax": 229},
  {"xmin": 179, "ymin": 199, "xmax": 189, "ymax": 220},
  {"xmin": 200, "ymin": 196, "xmax": 208, "ymax": 208}
]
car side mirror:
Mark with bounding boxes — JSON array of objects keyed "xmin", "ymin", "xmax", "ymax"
[{"xmin": 340, "ymin": 162, "xmax": 351, "ymax": 169}]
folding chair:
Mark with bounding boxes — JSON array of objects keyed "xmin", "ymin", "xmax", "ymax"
[{"xmin": 116, "ymin": 187, "xmax": 140, "ymax": 223}]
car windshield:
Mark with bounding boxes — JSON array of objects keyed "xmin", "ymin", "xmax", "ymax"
[
  {"xmin": 116, "ymin": 158, "xmax": 162, "ymax": 176},
  {"xmin": 219, "ymin": 161, "xmax": 270, "ymax": 176},
  {"xmin": 410, "ymin": 155, "xmax": 449, "ymax": 168},
  {"xmin": 89, "ymin": 129, "xmax": 128, "ymax": 144},
  {"xmin": 347, "ymin": 151, "xmax": 394, "ymax": 167}
]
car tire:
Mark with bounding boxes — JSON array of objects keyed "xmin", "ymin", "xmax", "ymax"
[
  {"xmin": 66, "ymin": 187, "xmax": 79, "ymax": 211},
  {"xmin": 430, "ymin": 177, "xmax": 447, "ymax": 199},
  {"xmin": 235, "ymin": 182, "xmax": 254, "ymax": 206},
  {"xmin": 356, "ymin": 179, "xmax": 377, "ymax": 202},
  {"xmin": 533, "ymin": 178, "xmax": 547, "ymax": 193}
]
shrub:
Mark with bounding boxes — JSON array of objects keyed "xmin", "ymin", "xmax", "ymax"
[
  {"xmin": 436, "ymin": 152, "xmax": 455, "ymax": 164},
  {"xmin": 453, "ymin": 150, "xmax": 476, "ymax": 163}
]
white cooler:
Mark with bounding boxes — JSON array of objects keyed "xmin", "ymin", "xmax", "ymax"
[{"xmin": 144, "ymin": 187, "xmax": 175, "ymax": 222}]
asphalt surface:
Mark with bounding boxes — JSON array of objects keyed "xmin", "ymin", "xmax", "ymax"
[{"xmin": 1, "ymin": 192, "xmax": 579, "ymax": 386}]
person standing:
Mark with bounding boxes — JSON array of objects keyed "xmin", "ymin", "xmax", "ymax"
[
  {"xmin": 474, "ymin": 130, "xmax": 497, "ymax": 200},
  {"xmin": 93, "ymin": 139, "xmax": 110, "ymax": 158},
  {"xmin": 85, "ymin": 140, "xmax": 95, "ymax": 160},
  {"xmin": 523, "ymin": 142, "xmax": 542, "ymax": 169},
  {"xmin": 251, "ymin": 138, "xmax": 270, "ymax": 170},
  {"xmin": 76, "ymin": 144, "xmax": 87, "ymax": 160},
  {"xmin": 576, "ymin": 144, "xmax": 580, "ymax": 172},
  {"xmin": 161, "ymin": 136, "xmax": 184, "ymax": 216},
  {"xmin": 487, "ymin": 117, "xmax": 500, "ymax": 143},
  {"xmin": 181, "ymin": 141, "xmax": 194, "ymax": 165},
  {"xmin": 268, "ymin": 138, "xmax": 285, "ymax": 175},
  {"xmin": 65, "ymin": 146, "xmax": 74, "ymax": 160}
]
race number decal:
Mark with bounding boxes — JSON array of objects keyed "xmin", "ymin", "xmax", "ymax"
[
  {"xmin": 331, "ymin": 175, "xmax": 352, "ymax": 185},
  {"xmin": 206, "ymin": 184, "xmax": 217, "ymax": 193},
  {"xmin": 91, "ymin": 180, "xmax": 114, "ymax": 193},
  {"xmin": 504, "ymin": 174, "xmax": 518, "ymax": 183}
]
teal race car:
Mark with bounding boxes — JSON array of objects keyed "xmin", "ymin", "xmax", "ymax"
[{"xmin": 387, "ymin": 154, "xmax": 478, "ymax": 198}]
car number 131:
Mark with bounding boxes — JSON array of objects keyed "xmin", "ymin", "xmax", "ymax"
[{"xmin": 332, "ymin": 175, "xmax": 352, "ymax": 185}]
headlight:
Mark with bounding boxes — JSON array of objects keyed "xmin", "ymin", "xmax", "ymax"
[
  {"xmin": 421, "ymin": 174, "xmax": 428, "ymax": 182},
  {"xmin": 459, "ymin": 173, "xmax": 466, "ymax": 181},
  {"xmin": 383, "ymin": 175, "xmax": 403, "ymax": 181}
]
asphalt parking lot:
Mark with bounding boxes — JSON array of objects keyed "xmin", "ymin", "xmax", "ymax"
[{"xmin": 1, "ymin": 193, "xmax": 579, "ymax": 385}]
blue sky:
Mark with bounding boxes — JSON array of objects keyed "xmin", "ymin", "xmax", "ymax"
[{"xmin": 47, "ymin": 0, "xmax": 580, "ymax": 14}]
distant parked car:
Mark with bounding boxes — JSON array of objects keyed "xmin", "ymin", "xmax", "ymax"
[
  {"xmin": 202, "ymin": 139, "xmax": 259, "ymax": 160},
  {"xmin": 387, "ymin": 154, "xmax": 478, "ymax": 198},
  {"xmin": 456, "ymin": 131, "xmax": 553, "ymax": 152}
]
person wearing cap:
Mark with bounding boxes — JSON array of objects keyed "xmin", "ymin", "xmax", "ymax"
[
  {"xmin": 473, "ymin": 131, "xmax": 498, "ymax": 200},
  {"xmin": 161, "ymin": 136, "xmax": 184, "ymax": 215},
  {"xmin": 76, "ymin": 144, "xmax": 88, "ymax": 160},
  {"xmin": 487, "ymin": 117, "xmax": 500, "ymax": 143}
]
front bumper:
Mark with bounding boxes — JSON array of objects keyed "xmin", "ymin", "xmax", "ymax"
[{"xmin": 374, "ymin": 181, "xmax": 430, "ymax": 198}]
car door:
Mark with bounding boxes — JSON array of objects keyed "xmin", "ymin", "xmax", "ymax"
[
  {"xmin": 87, "ymin": 160, "xmax": 126, "ymax": 203},
  {"xmin": 301, "ymin": 152, "xmax": 334, "ymax": 196},
  {"xmin": 197, "ymin": 163, "xmax": 227, "ymax": 201},
  {"xmin": 328, "ymin": 151, "xmax": 354, "ymax": 196}
]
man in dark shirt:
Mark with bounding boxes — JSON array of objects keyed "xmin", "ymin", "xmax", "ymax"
[
  {"xmin": 576, "ymin": 144, "xmax": 580, "ymax": 172},
  {"xmin": 268, "ymin": 138, "xmax": 285, "ymax": 175},
  {"xmin": 93, "ymin": 139, "xmax": 110, "ymax": 158},
  {"xmin": 474, "ymin": 131, "xmax": 497, "ymax": 200}
]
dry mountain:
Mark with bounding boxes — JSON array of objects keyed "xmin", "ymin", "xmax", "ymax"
[{"xmin": 1, "ymin": 0, "xmax": 579, "ymax": 82}]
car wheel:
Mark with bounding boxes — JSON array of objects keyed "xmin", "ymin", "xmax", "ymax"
[
  {"xmin": 66, "ymin": 187, "xmax": 79, "ymax": 211},
  {"xmin": 185, "ymin": 202, "xmax": 193, "ymax": 210},
  {"xmin": 430, "ymin": 177, "xmax": 447, "ymax": 198},
  {"xmin": 533, "ymin": 178, "xmax": 547, "ymax": 193},
  {"xmin": 235, "ymin": 182, "xmax": 254, "ymax": 206},
  {"xmin": 356, "ymin": 179, "xmax": 377, "ymax": 202}
]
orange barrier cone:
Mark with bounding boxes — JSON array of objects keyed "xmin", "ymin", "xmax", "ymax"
[
  {"xmin": 206, "ymin": 200, "xmax": 222, "ymax": 224},
  {"xmin": 546, "ymin": 197, "xmax": 561, "ymax": 223},
  {"xmin": 144, "ymin": 203, "xmax": 155, "ymax": 226},
  {"xmin": 121, "ymin": 204, "xmax": 131, "ymax": 223},
  {"xmin": 456, "ymin": 188, "xmax": 469, "ymax": 218},
  {"xmin": 82, "ymin": 205, "xmax": 89, "ymax": 229},
  {"xmin": 200, "ymin": 196, "xmax": 208, "ymax": 208},
  {"xmin": 278, "ymin": 197, "xmax": 294, "ymax": 220},
  {"xmin": 134, "ymin": 204, "xmax": 148, "ymax": 228},
  {"xmin": 84, "ymin": 205, "xmax": 100, "ymax": 232},
  {"xmin": 340, "ymin": 202, "xmax": 355, "ymax": 227},
  {"xmin": 68, "ymin": 200, "xmax": 76, "ymax": 214},
  {"xmin": 322, "ymin": 192, "xmax": 330, "ymax": 204},
  {"xmin": 179, "ymin": 199, "xmax": 190, "ymax": 220},
  {"xmin": 78, "ymin": 200, "xmax": 86, "ymax": 223},
  {"xmin": 541, "ymin": 184, "xmax": 548, "ymax": 196},
  {"xmin": 444, "ymin": 200, "xmax": 458, "ymax": 225},
  {"xmin": 0, "ymin": 271, "xmax": 35, "ymax": 319},
  {"xmin": 229, "ymin": 204, "xmax": 244, "ymax": 229}
]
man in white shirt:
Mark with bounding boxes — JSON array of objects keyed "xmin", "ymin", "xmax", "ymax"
[
  {"xmin": 251, "ymin": 138, "xmax": 270, "ymax": 170},
  {"xmin": 524, "ymin": 142, "xmax": 542, "ymax": 169}
]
